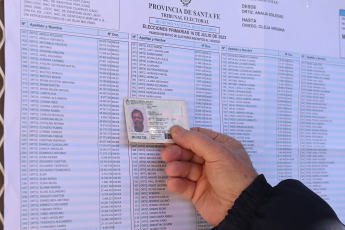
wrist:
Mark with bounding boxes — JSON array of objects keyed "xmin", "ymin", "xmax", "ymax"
[{"xmin": 215, "ymin": 174, "xmax": 272, "ymax": 230}]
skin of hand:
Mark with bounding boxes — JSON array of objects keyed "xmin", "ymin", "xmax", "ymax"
[{"xmin": 160, "ymin": 126, "xmax": 258, "ymax": 227}]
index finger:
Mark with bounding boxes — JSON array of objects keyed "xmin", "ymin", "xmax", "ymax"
[
  {"xmin": 191, "ymin": 127, "xmax": 238, "ymax": 145},
  {"xmin": 192, "ymin": 127, "xmax": 245, "ymax": 151},
  {"xmin": 170, "ymin": 126, "xmax": 229, "ymax": 163}
]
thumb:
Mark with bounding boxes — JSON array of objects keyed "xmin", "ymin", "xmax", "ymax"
[{"xmin": 170, "ymin": 125, "xmax": 227, "ymax": 163}]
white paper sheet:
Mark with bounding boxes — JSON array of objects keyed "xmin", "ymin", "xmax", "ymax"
[{"xmin": 4, "ymin": 0, "xmax": 345, "ymax": 229}]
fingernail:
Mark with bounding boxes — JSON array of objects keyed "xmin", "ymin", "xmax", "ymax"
[{"xmin": 171, "ymin": 125, "xmax": 183, "ymax": 135}]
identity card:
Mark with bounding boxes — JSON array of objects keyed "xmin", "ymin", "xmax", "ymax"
[{"xmin": 124, "ymin": 98, "xmax": 190, "ymax": 143}]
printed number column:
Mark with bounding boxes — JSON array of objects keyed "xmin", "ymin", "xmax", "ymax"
[
  {"xmin": 276, "ymin": 58, "xmax": 299, "ymax": 182},
  {"xmin": 221, "ymin": 53, "xmax": 237, "ymax": 136},
  {"xmin": 98, "ymin": 39, "xmax": 130, "ymax": 229},
  {"xmin": 221, "ymin": 53, "xmax": 230, "ymax": 134},
  {"xmin": 194, "ymin": 50, "xmax": 220, "ymax": 130},
  {"xmin": 129, "ymin": 42, "xmax": 144, "ymax": 229},
  {"xmin": 20, "ymin": 29, "xmax": 29, "ymax": 230},
  {"xmin": 98, "ymin": 38, "xmax": 113, "ymax": 228},
  {"xmin": 194, "ymin": 49, "xmax": 219, "ymax": 229},
  {"xmin": 131, "ymin": 144, "xmax": 140, "ymax": 229},
  {"xmin": 131, "ymin": 42, "xmax": 138, "ymax": 98}
]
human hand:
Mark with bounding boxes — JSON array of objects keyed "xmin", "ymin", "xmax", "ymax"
[{"xmin": 160, "ymin": 126, "xmax": 258, "ymax": 226}]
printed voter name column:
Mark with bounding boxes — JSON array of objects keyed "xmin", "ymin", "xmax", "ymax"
[
  {"xmin": 221, "ymin": 52, "xmax": 265, "ymax": 166},
  {"xmin": 21, "ymin": 30, "xmax": 79, "ymax": 229},
  {"xmin": 130, "ymin": 41, "xmax": 204, "ymax": 229},
  {"xmin": 221, "ymin": 49, "xmax": 300, "ymax": 183},
  {"xmin": 97, "ymin": 38, "xmax": 131, "ymax": 229},
  {"xmin": 300, "ymin": 56, "xmax": 345, "ymax": 207},
  {"xmin": 19, "ymin": 30, "xmax": 130, "ymax": 229}
]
